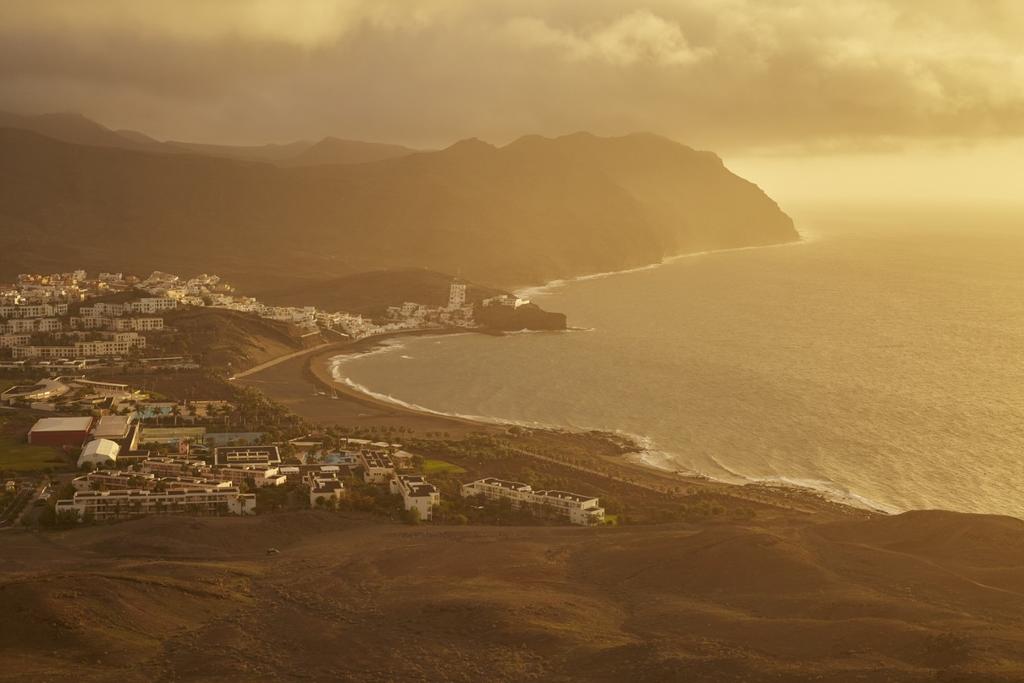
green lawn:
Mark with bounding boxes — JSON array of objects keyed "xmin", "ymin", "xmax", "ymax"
[
  {"xmin": 422, "ymin": 458, "xmax": 467, "ymax": 475},
  {"xmin": 0, "ymin": 436, "xmax": 72, "ymax": 472}
]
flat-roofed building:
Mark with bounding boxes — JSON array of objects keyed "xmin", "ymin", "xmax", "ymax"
[
  {"xmin": 110, "ymin": 317, "xmax": 164, "ymax": 332},
  {"xmin": 0, "ymin": 333, "xmax": 31, "ymax": 349},
  {"xmin": 72, "ymin": 469, "xmax": 156, "ymax": 492},
  {"xmin": 28, "ymin": 416, "xmax": 94, "ymax": 447},
  {"xmin": 390, "ymin": 474, "xmax": 440, "ymax": 520},
  {"xmin": 531, "ymin": 490, "xmax": 606, "ymax": 526},
  {"xmin": 461, "ymin": 477, "xmax": 605, "ymax": 526},
  {"xmin": 461, "ymin": 477, "xmax": 535, "ymax": 505},
  {"xmin": 139, "ymin": 426, "xmax": 207, "ymax": 445},
  {"xmin": 358, "ymin": 450, "xmax": 395, "ymax": 484},
  {"xmin": 307, "ymin": 473, "xmax": 344, "ymax": 508},
  {"xmin": 126, "ymin": 297, "xmax": 177, "ymax": 314},
  {"xmin": 55, "ymin": 485, "xmax": 256, "ymax": 521},
  {"xmin": 161, "ymin": 476, "xmax": 233, "ymax": 491},
  {"xmin": 214, "ymin": 465, "xmax": 287, "ymax": 488},
  {"xmin": 93, "ymin": 414, "xmax": 134, "ymax": 440},
  {"xmin": 212, "ymin": 445, "xmax": 282, "ymax": 468},
  {"xmin": 139, "ymin": 456, "xmax": 211, "ymax": 479}
]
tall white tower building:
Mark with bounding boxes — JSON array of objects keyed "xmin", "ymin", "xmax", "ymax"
[{"xmin": 448, "ymin": 281, "xmax": 467, "ymax": 310}]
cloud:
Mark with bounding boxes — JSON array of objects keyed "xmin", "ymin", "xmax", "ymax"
[
  {"xmin": 506, "ymin": 11, "xmax": 712, "ymax": 67},
  {"xmin": 0, "ymin": 0, "xmax": 1022, "ymax": 151}
]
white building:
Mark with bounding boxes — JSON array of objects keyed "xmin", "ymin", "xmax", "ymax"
[
  {"xmin": 215, "ymin": 465, "xmax": 287, "ymax": 488},
  {"xmin": 78, "ymin": 438, "xmax": 121, "ymax": 469},
  {"xmin": 308, "ymin": 473, "xmax": 344, "ymax": 507},
  {"xmin": 358, "ymin": 450, "xmax": 395, "ymax": 484},
  {"xmin": 0, "ymin": 302, "xmax": 68, "ymax": 319},
  {"xmin": 390, "ymin": 474, "xmax": 440, "ymax": 520},
  {"xmin": 72, "ymin": 469, "xmax": 156, "ymax": 492},
  {"xmin": 93, "ymin": 414, "xmax": 135, "ymax": 441},
  {"xmin": 126, "ymin": 297, "xmax": 178, "ymax": 314},
  {"xmin": 212, "ymin": 446, "xmax": 282, "ymax": 468},
  {"xmin": 110, "ymin": 317, "xmax": 165, "ymax": 332},
  {"xmin": 139, "ymin": 456, "xmax": 211, "ymax": 479},
  {"xmin": 461, "ymin": 477, "xmax": 605, "ymax": 526},
  {"xmin": 447, "ymin": 281, "xmax": 467, "ymax": 310},
  {"xmin": 55, "ymin": 485, "xmax": 256, "ymax": 521},
  {"xmin": 12, "ymin": 331, "xmax": 147, "ymax": 359},
  {"xmin": 0, "ymin": 334, "xmax": 31, "ymax": 349}
]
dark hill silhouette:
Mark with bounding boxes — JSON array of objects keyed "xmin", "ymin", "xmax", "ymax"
[
  {"xmin": 0, "ymin": 110, "xmax": 165, "ymax": 152},
  {"xmin": 0, "ymin": 110, "xmax": 415, "ymax": 166},
  {"xmin": 282, "ymin": 136, "xmax": 418, "ymax": 166},
  {"xmin": 0, "ymin": 127, "xmax": 796, "ymax": 290}
]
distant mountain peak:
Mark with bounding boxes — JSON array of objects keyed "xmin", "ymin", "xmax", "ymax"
[{"xmin": 440, "ymin": 138, "xmax": 498, "ymax": 159}]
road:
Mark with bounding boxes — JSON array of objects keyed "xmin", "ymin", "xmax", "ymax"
[{"xmin": 230, "ymin": 340, "xmax": 350, "ymax": 380}]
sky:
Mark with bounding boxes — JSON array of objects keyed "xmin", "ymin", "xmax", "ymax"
[{"xmin": 1, "ymin": 0, "xmax": 1022, "ymax": 205}]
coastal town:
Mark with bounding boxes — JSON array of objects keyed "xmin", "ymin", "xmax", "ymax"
[
  {"xmin": 0, "ymin": 268, "xmax": 611, "ymax": 531},
  {"xmin": 1, "ymin": 268, "xmax": 530, "ymax": 365}
]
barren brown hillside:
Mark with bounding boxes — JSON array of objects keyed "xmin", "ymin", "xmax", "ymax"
[{"xmin": 3, "ymin": 510, "xmax": 1024, "ymax": 682}]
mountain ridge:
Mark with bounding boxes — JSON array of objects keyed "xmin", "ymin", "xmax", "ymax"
[
  {"xmin": 0, "ymin": 124, "xmax": 797, "ymax": 291},
  {"xmin": 0, "ymin": 110, "xmax": 418, "ymax": 166}
]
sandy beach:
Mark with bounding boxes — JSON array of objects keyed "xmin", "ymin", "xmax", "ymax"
[
  {"xmin": 237, "ymin": 329, "xmax": 497, "ymax": 437},
  {"xmin": 236, "ymin": 329, "xmax": 872, "ymax": 520}
]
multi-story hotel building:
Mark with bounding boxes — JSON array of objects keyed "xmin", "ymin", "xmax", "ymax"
[
  {"xmin": 358, "ymin": 450, "xmax": 395, "ymax": 484},
  {"xmin": 390, "ymin": 474, "xmax": 440, "ymax": 520},
  {"xmin": 461, "ymin": 477, "xmax": 605, "ymax": 526},
  {"xmin": 55, "ymin": 485, "xmax": 256, "ymax": 521}
]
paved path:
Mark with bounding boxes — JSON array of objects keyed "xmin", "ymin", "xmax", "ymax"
[{"xmin": 230, "ymin": 341, "xmax": 349, "ymax": 380}]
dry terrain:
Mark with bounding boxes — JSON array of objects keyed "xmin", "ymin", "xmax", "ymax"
[{"xmin": 3, "ymin": 510, "xmax": 1024, "ymax": 682}]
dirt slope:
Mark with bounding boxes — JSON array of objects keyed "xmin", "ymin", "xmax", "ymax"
[{"xmin": 2, "ymin": 510, "xmax": 1024, "ymax": 682}]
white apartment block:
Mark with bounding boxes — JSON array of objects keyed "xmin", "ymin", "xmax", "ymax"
[
  {"xmin": 308, "ymin": 473, "xmax": 345, "ymax": 507},
  {"xmin": 12, "ymin": 332, "xmax": 147, "ymax": 359},
  {"xmin": 461, "ymin": 478, "xmax": 606, "ymax": 526},
  {"xmin": 55, "ymin": 485, "xmax": 256, "ymax": 521},
  {"xmin": 71, "ymin": 316, "xmax": 165, "ymax": 332},
  {"xmin": 390, "ymin": 474, "xmax": 440, "ymax": 520},
  {"xmin": 110, "ymin": 317, "xmax": 164, "ymax": 332},
  {"xmin": 448, "ymin": 282, "xmax": 467, "ymax": 310},
  {"xmin": 127, "ymin": 297, "xmax": 178, "ymax": 314},
  {"xmin": 214, "ymin": 465, "xmax": 287, "ymax": 488},
  {"xmin": 80, "ymin": 302, "xmax": 126, "ymax": 318},
  {"xmin": 0, "ymin": 303, "xmax": 69, "ymax": 319},
  {"xmin": 139, "ymin": 457, "xmax": 211, "ymax": 479},
  {"xmin": 358, "ymin": 450, "xmax": 396, "ymax": 484},
  {"xmin": 72, "ymin": 470, "xmax": 157, "ymax": 492},
  {"xmin": 1, "ymin": 317, "xmax": 62, "ymax": 333},
  {"xmin": 0, "ymin": 334, "xmax": 30, "ymax": 349}
]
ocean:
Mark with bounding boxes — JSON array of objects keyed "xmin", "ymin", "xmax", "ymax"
[{"xmin": 330, "ymin": 206, "xmax": 1024, "ymax": 516}]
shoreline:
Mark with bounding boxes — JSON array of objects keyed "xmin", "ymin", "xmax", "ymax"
[
  {"xmin": 514, "ymin": 235, "xmax": 807, "ymax": 300},
  {"xmin": 253, "ymin": 336, "xmax": 858, "ymax": 518},
  {"xmin": 318, "ymin": 337, "xmax": 893, "ymax": 515},
  {"xmin": 238, "ymin": 233, "xmax": 887, "ymax": 518},
  {"xmin": 262, "ymin": 337, "xmax": 867, "ymax": 518},
  {"xmin": 305, "ymin": 329, "xmax": 498, "ymax": 432},
  {"xmin": 304, "ymin": 235, "xmax": 895, "ymax": 506}
]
